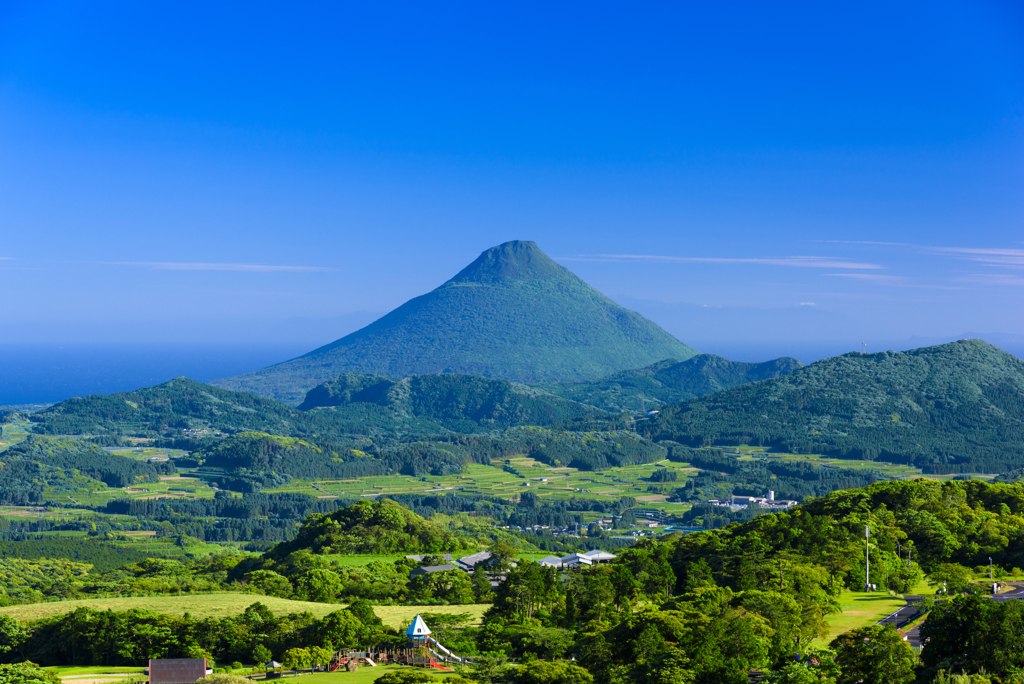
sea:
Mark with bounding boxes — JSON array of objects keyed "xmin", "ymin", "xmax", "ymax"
[{"xmin": 0, "ymin": 343, "xmax": 316, "ymax": 406}]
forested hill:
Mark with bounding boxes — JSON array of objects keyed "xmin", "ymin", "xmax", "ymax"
[
  {"xmin": 261, "ymin": 498, "xmax": 470, "ymax": 560},
  {"xmin": 539, "ymin": 354, "xmax": 802, "ymax": 412},
  {"xmin": 213, "ymin": 240, "xmax": 698, "ymax": 405},
  {"xmin": 29, "ymin": 377, "xmax": 310, "ymax": 437},
  {"xmin": 299, "ymin": 372, "xmax": 608, "ymax": 430},
  {"xmin": 1, "ymin": 435, "xmax": 172, "ymax": 503},
  {"xmin": 669, "ymin": 478, "xmax": 1024, "ymax": 590},
  {"xmin": 29, "ymin": 373, "xmax": 609, "ymax": 440},
  {"xmin": 648, "ymin": 340, "xmax": 1024, "ymax": 473}
]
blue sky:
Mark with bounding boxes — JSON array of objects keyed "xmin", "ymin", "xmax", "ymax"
[{"xmin": 2, "ymin": 1, "xmax": 1023, "ymax": 354}]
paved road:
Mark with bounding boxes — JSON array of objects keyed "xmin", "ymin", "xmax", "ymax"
[
  {"xmin": 990, "ymin": 583, "xmax": 1024, "ymax": 603},
  {"xmin": 884, "ymin": 583, "xmax": 1024, "ymax": 647}
]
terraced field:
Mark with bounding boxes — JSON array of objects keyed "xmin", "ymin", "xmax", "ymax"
[{"xmin": 265, "ymin": 458, "xmax": 697, "ymax": 517}]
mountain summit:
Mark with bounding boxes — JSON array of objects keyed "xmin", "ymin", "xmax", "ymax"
[
  {"xmin": 215, "ymin": 240, "xmax": 698, "ymax": 404},
  {"xmin": 448, "ymin": 240, "xmax": 566, "ymax": 283}
]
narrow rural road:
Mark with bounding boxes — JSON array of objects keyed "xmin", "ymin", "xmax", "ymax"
[{"xmin": 881, "ymin": 582, "xmax": 1024, "ymax": 648}]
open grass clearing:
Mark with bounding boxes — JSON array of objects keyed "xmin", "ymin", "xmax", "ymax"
[
  {"xmin": 0, "ymin": 593, "xmax": 490, "ymax": 628},
  {"xmin": 817, "ymin": 591, "xmax": 907, "ymax": 645},
  {"xmin": 46, "ymin": 667, "xmax": 147, "ymax": 676},
  {"xmin": 253, "ymin": 665, "xmax": 453, "ymax": 683}
]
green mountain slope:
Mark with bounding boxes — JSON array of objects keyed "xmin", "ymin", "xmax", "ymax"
[
  {"xmin": 0, "ymin": 435, "xmax": 171, "ymax": 503},
  {"xmin": 30, "ymin": 371, "xmax": 609, "ymax": 441},
  {"xmin": 299, "ymin": 372, "xmax": 608, "ymax": 431},
  {"xmin": 539, "ymin": 354, "xmax": 802, "ymax": 412},
  {"xmin": 213, "ymin": 240, "xmax": 698, "ymax": 405},
  {"xmin": 29, "ymin": 377, "xmax": 309, "ymax": 437},
  {"xmin": 648, "ymin": 340, "xmax": 1024, "ymax": 473}
]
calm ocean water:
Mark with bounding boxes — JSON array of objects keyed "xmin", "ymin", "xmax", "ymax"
[{"xmin": 0, "ymin": 343, "xmax": 316, "ymax": 406}]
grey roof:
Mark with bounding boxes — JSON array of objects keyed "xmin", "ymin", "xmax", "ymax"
[
  {"xmin": 409, "ymin": 564, "xmax": 460, "ymax": 577},
  {"xmin": 538, "ymin": 556, "xmax": 563, "ymax": 567},
  {"xmin": 405, "ymin": 554, "xmax": 453, "ymax": 562},
  {"xmin": 560, "ymin": 553, "xmax": 593, "ymax": 565},
  {"xmin": 457, "ymin": 551, "xmax": 494, "ymax": 569},
  {"xmin": 581, "ymin": 549, "xmax": 617, "ymax": 561}
]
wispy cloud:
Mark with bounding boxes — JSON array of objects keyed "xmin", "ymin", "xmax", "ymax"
[
  {"xmin": 824, "ymin": 273, "xmax": 907, "ymax": 283},
  {"xmin": 815, "ymin": 241, "xmax": 1024, "ymax": 269},
  {"xmin": 799, "ymin": 302, "xmax": 816, "ymax": 306},
  {"xmin": 959, "ymin": 272, "xmax": 1024, "ymax": 286},
  {"xmin": 814, "ymin": 240, "xmax": 916, "ymax": 247},
  {"xmin": 824, "ymin": 273, "xmax": 966, "ymax": 290},
  {"xmin": 559, "ymin": 254, "xmax": 883, "ymax": 270},
  {"xmin": 933, "ymin": 247, "xmax": 1024, "ymax": 268},
  {"xmin": 105, "ymin": 262, "xmax": 335, "ymax": 272}
]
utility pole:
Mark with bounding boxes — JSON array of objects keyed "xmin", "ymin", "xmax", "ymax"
[
  {"xmin": 990, "ymin": 557, "xmax": 993, "ymax": 580},
  {"xmin": 864, "ymin": 524, "xmax": 871, "ymax": 591}
]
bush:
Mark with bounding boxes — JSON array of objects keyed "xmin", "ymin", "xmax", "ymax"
[
  {"xmin": 231, "ymin": 662, "xmax": 243, "ymax": 671},
  {"xmin": 0, "ymin": 661, "xmax": 63, "ymax": 684},
  {"xmin": 508, "ymin": 661, "xmax": 594, "ymax": 684},
  {"xmin": 375, "ymin": 671, "xmax": 437, "ymax": 684},
  {"xmin": 195, "ymin": 676, "xmax": 251, "ymax": 684}
]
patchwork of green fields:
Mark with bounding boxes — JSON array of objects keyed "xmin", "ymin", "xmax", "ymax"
[
  {"xmin": 0, "ymin": 420, "xmax": 31, "ymax": 452},
  {"xmin": 265, "ymin": 458, "xmax": 695, "ymax": 514},
  {"xmin": 3, "ymin": 414, "xmax": 1001, "ymax": 547}
]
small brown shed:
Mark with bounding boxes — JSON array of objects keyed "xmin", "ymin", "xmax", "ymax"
[{"xmin": 149, "ymin": 658, "xmax": 208, "ymax": 684}]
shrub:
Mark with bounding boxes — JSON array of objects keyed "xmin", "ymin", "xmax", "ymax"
[
  {"xmin": 375, "ymin": 671, "xmax": 436, "ymax": 684},
  {"xmin": 195, "ymin": 676, "xmax": 250, "ymax": 684},
  {"xmin": 0, "ymin": 662, "xmax": 62, "ymax": 684}
]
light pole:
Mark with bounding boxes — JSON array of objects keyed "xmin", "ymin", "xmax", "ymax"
[{"xmin": 865, "ymin": 524, "xmax": 871, "ymax": 592}]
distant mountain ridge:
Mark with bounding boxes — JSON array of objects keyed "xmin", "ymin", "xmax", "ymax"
[
  {"xmin": 539, "ymin": 354, "xmax": 803, "ymax": 413},
  {"xmin": 213, "ymin": 241, "xmax": 698, "ymax": 405},
  {"xmin": 29, "ymin": 372, "xmax": 610, "ymax": 440},
  {"xmin": 648, "ymin": 340, "xmax": 1024, "ymax": 473},
  {"xmin": 299, "ymin": 372, "xmax": 609, "ymax": 431}
]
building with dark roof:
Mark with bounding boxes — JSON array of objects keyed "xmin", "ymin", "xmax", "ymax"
[
  {"xmin": 148, "ymin": 659, "xmax": 207, "ymax": 684},
  {"xmin": 409, "ymin": 564, "xmax": 461, "ymax": 577}
]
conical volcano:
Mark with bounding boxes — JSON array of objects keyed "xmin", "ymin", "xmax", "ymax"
[{"xmin": 215, "ymin": 241, "xmax": 698, "ymax": 404}]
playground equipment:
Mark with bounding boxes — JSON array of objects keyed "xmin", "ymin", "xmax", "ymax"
[
  {"xmin": 326, "ymin": 614, "xmax": 473, "ymax": 672},
  {"xmin": 406, "ymin": 614, "xmax": 473, "ymax": 669}
]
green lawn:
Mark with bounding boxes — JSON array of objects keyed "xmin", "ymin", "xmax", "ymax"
[
  {"xmin": 45, "ymin": 665, "xmax": 453, "ymax": 684},
  {"xmin": 818, "ymin": 590, "xmax": 908, "ymax": 644},
  {"xmin": 46, "ymin": 666, "xmax": 147, "ymax": 676},
  {"xmin": 0, "ymin": 593, "xmax": 490, "ymax": 628},
  {"xmin": 253, "ymin": 666, "xmax": 454, "ymax": 683}
]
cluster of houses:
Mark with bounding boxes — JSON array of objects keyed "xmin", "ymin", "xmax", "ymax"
[
  {"xmin": 407, "ymin": 548, "xmax": 618, "ymax": 580},
  {"xmin": 406, "ymin": 551, "xmax": 497, "ymax": 579},
  {"xmin": 537, "ymin": 549, "xmax": 617, "ymax": 569},
  {"xmin": 706, "ymin": 491, "xmax": 798, "ymax": 511}
]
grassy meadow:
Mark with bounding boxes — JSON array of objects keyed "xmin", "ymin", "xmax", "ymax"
[{"xmin": 0, "ymin": 593, "xmax": 490, "ymax": 627}]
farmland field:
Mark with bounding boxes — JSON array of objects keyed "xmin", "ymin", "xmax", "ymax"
[{"xmin": 0, "ymin": 593, "xmax": 490, "ymax": 627}]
